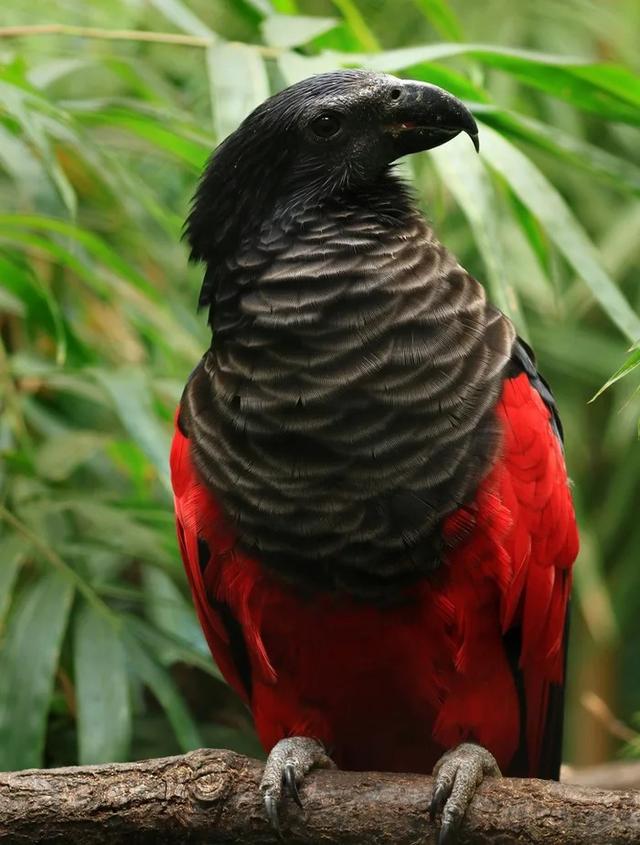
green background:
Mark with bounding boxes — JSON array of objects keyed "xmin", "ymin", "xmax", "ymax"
[{"xmin": 0, "ymin": 0, "xmax": 639, "ymax": 771}]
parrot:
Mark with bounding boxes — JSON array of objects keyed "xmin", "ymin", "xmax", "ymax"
[{"xmin": 170, "ymin": 70, "xmax": 579, "ymax": 843}]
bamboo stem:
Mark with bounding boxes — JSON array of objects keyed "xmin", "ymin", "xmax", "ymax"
[{"xmin": 0, "ymin": 23, "xmax": 282, "ymax": 57}]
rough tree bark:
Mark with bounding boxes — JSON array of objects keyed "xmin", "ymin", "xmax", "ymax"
[{"xmin": 0, "ymin": 749, "xmax": 638, "ymax": 845}]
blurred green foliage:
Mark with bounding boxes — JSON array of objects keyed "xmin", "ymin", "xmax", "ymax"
[{"xmin": 0, "ymin": 0, "xmax": 639, "ymax": 771}]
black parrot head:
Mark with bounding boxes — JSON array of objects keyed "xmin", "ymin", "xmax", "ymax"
[{"xmin": 187, "ymin": 70, "xmax": 478, "ymax": 299}]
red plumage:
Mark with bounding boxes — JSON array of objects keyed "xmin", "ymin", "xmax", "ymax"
[{"xmin": 170, "ymin": 371, "xmax": 578, "ymax": 776}]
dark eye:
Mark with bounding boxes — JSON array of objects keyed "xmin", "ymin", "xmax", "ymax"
[{"xmin": 310, "ymin": 113, "xmax": 342, "ymax": 139}]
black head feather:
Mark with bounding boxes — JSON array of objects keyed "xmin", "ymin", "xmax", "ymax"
[{"xmin": 185, "ymin": 70, "xmax": 478, "ymax": 308}]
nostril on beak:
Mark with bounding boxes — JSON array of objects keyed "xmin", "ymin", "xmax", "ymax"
[{"xmin": 390, "ymin": 88, "xmax": 402, "ymax": 101}]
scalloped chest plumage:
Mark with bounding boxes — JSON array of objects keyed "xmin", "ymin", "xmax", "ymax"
[{"xmin": 180, "ymin": 195, "xmax": 516, "ymax": 597}]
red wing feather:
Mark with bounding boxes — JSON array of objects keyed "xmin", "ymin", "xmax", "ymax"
[
  {"xmin": 170, "ymin": 415, "xmax": 253, "ymax": 706},
  {"xmin": 495, "ymin": 374, "xmax": 579, "ymax": 774}
]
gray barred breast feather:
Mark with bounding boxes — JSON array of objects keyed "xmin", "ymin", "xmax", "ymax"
[{"xmin": 180, "ymin": 193, "xmax": 516, "ymax": 598}]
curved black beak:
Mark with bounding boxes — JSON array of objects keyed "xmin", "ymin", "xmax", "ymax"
[{"xmin": 383, "ymin": 80, "xmax": 479, "ymax": 157}]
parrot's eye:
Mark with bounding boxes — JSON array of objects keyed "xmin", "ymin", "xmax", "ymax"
[{"xmin": 310, "ymin": 113, "xmax": 342, "ymax": 139}]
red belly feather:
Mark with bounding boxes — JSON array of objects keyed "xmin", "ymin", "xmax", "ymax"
[{"xmin": 171, "ymin": 373, "xmax": 578, "ymax": 776}]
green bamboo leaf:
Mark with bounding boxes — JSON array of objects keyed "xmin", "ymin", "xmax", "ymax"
[
  {"xmin": 478, "ymin": 108, "xmax": 640, "ymax": 195},
  {"xmin": 0, "ymin": 77, "xmax": 78, "ymax": 215},
  {"xmin": 0, "ymin": 572, "xmax": 74, "ymax": 769},
  {"xmin": 206, "ymin": 43, "xmax": 270, "ymax": 139},
  {"xmin": 411, "ymin": 0, "xmax": 464, "ymax": 40},
  {"xmin": 278, "ymin": 51, "xmax": 345, "ymax": 86},
  {"xmin": 430, "ymin": 134, "xmax": 523, "ymax": 325},
  {"xmin": 478, "ymin": 124, "xmax": 640, "ymax": 343},
  {"xmin": 477, "ymin": 59, "xmax": 640, "ymax": 126},
  {"xmin": 146, "ymin": 0, "xmax": 215, "ymax": 37},
  {"xmin": 0, "ymin": 124, "xmax": 59, "ymax": 208},
  {"xmin": 599, "ymin": 203, "xmax": 640, "ymax": 283},
  {"xmin": 0, "ymin": 534, "xmax": 27, "ymax": 627},
  {"xmin": 529, "ymin": 324, "xmax": 625, "ymax": 383},
  {"xmin": 124, "ymin": 614, "xmax": 220, "ymax": 678},
  {"xmin": 73, "ymin": 107, "xmax": 210, "ymax": 170},
  {"xmin": 506, "ymin": 190, "xmax": 552, "ymax": 279},
  {"xmin": 142, "ymin": 566, "xmax": 209, "ymax": 660},
  {"xmin": 0, "ymin": 228, "xmax": 202, "ymax": 362},
  {"xmin": 262, "ymin": 14, "xmax": 339, "ymax": 48},
  {"xmin": 0, "ymin": 231, "xmax": 119, "ymax": 361},
  {"xmin": 241, "ymin": 0, "xmax": 272, "ymax": 15},
  {"xmin": 98, "ymin": 57, "xmax": 176, "ymax": 104},
  {"xmin": 126, "ymin": 634, "xmax": 202, "ymax": 752},
  {"xmin": 338, "ymin": 43, "xmax": 591, "ymax": 72},
  {"xmin": 330, "ymin": 0, "xmax": 380, "ymax": 51},
  {"xmin": 0, "ymin": 215, "xmax": 157, "ymax": 298},
  {"xmin": 74, "ymin": 601, "xmax": 131, "ymax": 764},
  {"xmin": 591, "ymin": 346, "xmax": 640, "ymax": 402},
  {"xmin": 610, "ymin": 519, "xmax": 640, "ymax": 632},
  {"xmin": 105, "ymin": 440, "xmax": 155, "ymax": 498},
  {"xmin": 0, "ymin": 242, "xmax": 68, "ymax": 364},
  {"xmin": 572, "ymin": 527, "xmax": 618, "ymax": 646},
  {"xmin": 40, "ymin": 96, "xmax": 186, "ymax": 231},
  {"xmin": 35, "ymin": 431, "xmax": 107, "ymax": 481},
  {"xmin": 48, "ymin": 498, "xmax": 170, "ymax": 564},
  {"xmin": 562, "ymin": 63, "xmax": 640, "ymax": 109},
  {"xmin": 7, "ymin": 358, "xmax": 107, "ymax": 405},
  {"xmin": 27, "ymin": 58, "xmax": 91, "ymax": 89},
  {"xmin": 92, "ymin": 368, "xmax": 172, "ymax": 493},
  {"xmin": 590, "ymin": 426, "xmax": 640, "ymax": 547},
  {"xmin": 0, "ymin": 230, "xmax": 105, "ymax": 298},
  {"xmin": 0, "ymin": 284, "xmax": 25, "ymax": 317}
]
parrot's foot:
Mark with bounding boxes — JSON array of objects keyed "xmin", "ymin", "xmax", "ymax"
[
  {"xmin": 260, "ymin": 736, "xmax": 336, "ymax": 833},
  {"xmin": 429, "ymin": 743, "xmax": 501, "ymax": 845}
]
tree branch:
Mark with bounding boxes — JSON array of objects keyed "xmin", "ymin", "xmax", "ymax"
[{"xmin": 1, "ymin": 749, "xmax": 639, "ymax": 844}]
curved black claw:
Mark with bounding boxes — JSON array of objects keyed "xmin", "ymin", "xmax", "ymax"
[
  {"xmin": 264, "ymin": 793, "xmax": 281, "ymax": 835},
  {"xmin": 439, "ymin": 819, "xmax": 455, "ymax": 845},
  {"xmin": 429, "ymin": 743, "xmax": 501, "ymax": 844},
  {"xmin": 284, "ymin": 761, "xmax": 303, "ymax": 808},
  {"xmin": 260, "ymin": 736, "xmax": 336, "ymax": 833},
  {"xmin": 429, "ymin": 782, "xmax": 449, "ymax": 821}
]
